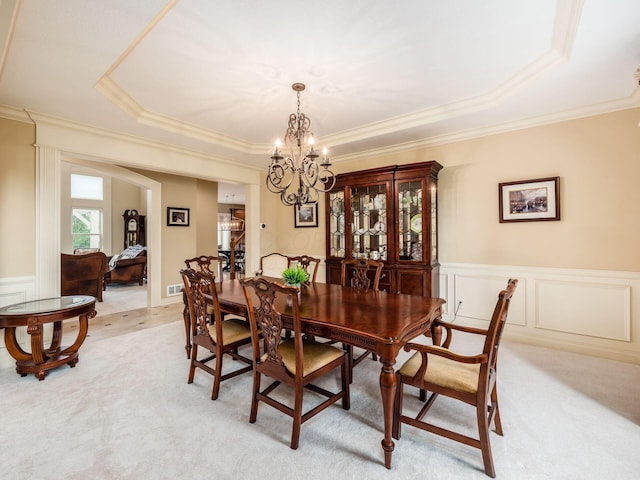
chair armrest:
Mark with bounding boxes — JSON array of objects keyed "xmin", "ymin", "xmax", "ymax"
[
  {"xmin": 432, "ymin": 319, "xmax": 488, "ymax": 349},
  {"xmin": 114, "ymin": 256, "xmax": 147, "ymax": 267},
  {"xmin": 403, "ymin": 342, "xmax": 488, "ymax": 365},
  {"xmin": 435, "ymin": 319, "xmax": 488, "ymax": 336}
]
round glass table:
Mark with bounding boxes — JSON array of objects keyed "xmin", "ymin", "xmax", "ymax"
[{"xmin": 0, "ymin": 296, "xmax": 96, "ymax": 380}]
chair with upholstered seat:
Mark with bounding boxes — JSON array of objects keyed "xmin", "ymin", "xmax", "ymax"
[
  {"xmin": 240, "ymin": 276, "xmax": 350, "ymax": 449},
  {"xmin": 181, "ymin": 255, "xmax": 242, "ymax": 358},
  {"xmin": 61, "ymin": 252, "xmax": 108, "ymax": 302},
  {"xmin": 340, "ymin": 258, "xmax": 384, "ymax": 379},
  {"xmin": 181, "ymin": 268, "xmax": 253, "ymax": 400},
  {"xmin": 392, "ymin": 279, "xmax": 518, "ymax": 478}
]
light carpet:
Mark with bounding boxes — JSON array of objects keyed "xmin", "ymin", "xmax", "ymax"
[{"xmin": 1, "ymin": 320, "xmax": 639, "ymax": 480}]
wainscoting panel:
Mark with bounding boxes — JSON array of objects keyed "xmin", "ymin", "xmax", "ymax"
[
  {"xmin": 439, "ymin": 263, "xmax": 640, "ymax": 364},
  {"xmin": 0, "ymin": 276, "xmax": 37, "ymax": 351},
  {"xmin": 453, "ymin": 274, "xmax": 526, "ymax": 326},
  {"xmin": 535, "ymin": 280, "xmax": 630, "ymax": 341}
]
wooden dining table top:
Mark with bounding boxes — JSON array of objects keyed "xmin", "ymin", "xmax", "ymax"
[{"xmin": 214, "ymin": 278, "xmax": 446, "ymax": 355}]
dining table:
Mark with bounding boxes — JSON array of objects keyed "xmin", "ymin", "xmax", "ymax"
[{"xmin": 211, "ymin": 278, "xmax": 446, "ymax": 469}]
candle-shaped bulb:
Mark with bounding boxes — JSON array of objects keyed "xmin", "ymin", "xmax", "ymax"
[
  {"xmin": 321, "ymin": 146, "xmax": 331, "ymax": 166},
  {"xmin": 272, "ymin": 138, "xmax": 281, "ymax": 156}
]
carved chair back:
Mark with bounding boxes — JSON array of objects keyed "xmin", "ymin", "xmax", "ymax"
[
  {"xmin": 184, "ymin": 255, "xmax": 224, "ymax": 280},
  {"xmin": 287, "ymin": 255, "xmax": 320, "ymax": 284},
  {"xmin": 241, "ymin": 277, "xmax": 299, "ymax": 370},
  {"xmin": 340, "ymin": 258, "xmax": 383, "ymax": 291},
  {"xmin": 181, "ymin": 268, "xmax": 220, "ymax": 340}
]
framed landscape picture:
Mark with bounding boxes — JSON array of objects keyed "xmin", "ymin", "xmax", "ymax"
[
  {"xmin": 294, "ymin": 203, "xmax": 318, "ymax": 228},
  {"xmin": 167, "ymin": 207, "xmax": 190, "ymax": 226},
  {"xmin": 499, "ymin": 177, "xmax": 560, "ymax": 223}
]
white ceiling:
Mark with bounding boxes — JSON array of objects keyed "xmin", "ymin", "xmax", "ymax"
[{"xmin": 1, "ymin": 0, "xmax": 639, "ymax": 205}]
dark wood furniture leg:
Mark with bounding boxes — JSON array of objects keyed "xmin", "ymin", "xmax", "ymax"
[
  {"xmin": 379, "ymin": 356, "xmax": 397, "ymax": 469},
  {"xmin": 182, "ymin": 290, "xmax": 191, "ymax": 359}
]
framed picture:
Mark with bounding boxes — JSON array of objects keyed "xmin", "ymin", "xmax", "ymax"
[
  {"xmin": 167, "ymin": 207, "xmax": 190, "ymax": 227},
  {"xmin": 499, "ymin": 177, "xmax": 560, "ymax": 223},
  {"xmin": 294, "ymin": 203, "xmax": 318, "ymax": 228}
]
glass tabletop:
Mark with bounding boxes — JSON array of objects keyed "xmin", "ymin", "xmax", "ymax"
[{"xmin": 0, "ymin": 296, "xmax": 95, "ymax": 315}]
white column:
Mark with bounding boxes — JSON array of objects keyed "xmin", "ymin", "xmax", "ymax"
[
  {"xmin": 244, "ymin": 183, "xmax": 261, "ymax": 276},
  {"xmin": 35, "ymin": 145, "xmax": 61, "ymax": 298}
]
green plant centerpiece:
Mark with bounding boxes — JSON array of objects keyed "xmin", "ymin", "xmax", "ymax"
[{"xmin": 281, "ymin": 264, "xmax": 310, "ymax": 287}]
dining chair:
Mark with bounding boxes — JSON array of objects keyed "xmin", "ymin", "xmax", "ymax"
[
  {"xmin": 392, "ymin": 279, "xmax": 518, "ymax": 478},
  {"xmin": 184, "ymin": 255, "xmax": 224, "ymax": 280},
  {"xmin": 240, "ymin": 276, "xmax": 350, "ymax": 449},
  {"xmin": 181, "ymin": 255, "xmax": 244, "ymax": 358},
  {"xmin": 340, "ymin": 258, "xmax": 384, "ymax": 379},
  {"xmin": 287, "ymin": 255, "xmax": 320, "ymax": 284},
  {"xmin": 341, "ymin": 258, "xmax": 383, "ymax": 291},
  {"xmin": 181, "ymin": 268, "xmax": 253, "ymax": 400},
  {"xmin": 184, "ymin": 255, "xmax": 233, "ymax": 316},
  {"xmin": 256, "ymin": 252, "xmax": 289, "ymax": 277}
]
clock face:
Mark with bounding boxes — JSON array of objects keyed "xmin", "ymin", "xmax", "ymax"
[{"xmin": 127, "ymin": 219, "xmax": 137, "ymax": 232}]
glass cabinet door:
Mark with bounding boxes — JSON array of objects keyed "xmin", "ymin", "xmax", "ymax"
[
  {"xmin": 397, "ymin": 180, "xmax": 423, "ymax": 262},
  {"xmin": 350, "ymin": 184, "xmax": 387, "ymax": 261},
  {"xmin": 328, "ymin": 191, "xmax": 345, "ymax": 258}
]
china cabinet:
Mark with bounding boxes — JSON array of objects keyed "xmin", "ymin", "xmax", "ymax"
[
  {"xmin": 123, "ymin": 209, "xmax": 146, "ymax": 249},
  {"xmin": 325, "ymin": 161, "xmax": 442, "ymax": 296}
]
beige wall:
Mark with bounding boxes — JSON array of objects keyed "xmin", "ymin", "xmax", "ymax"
[
  {"xmin": 195, "ymin": 179, "xmax": 218, "ymax": 255},
  {"xmin": 259, "ymin": 172, "xmax": 327, "ymax": 258},
  {"xmin": 135, "ymin": 170, "xmax": 218, "ymax": 294},
  {"xmin": 264, "ymin": 107, "xmax": 639, "ymax": 273},
  {"xmin": 0, "ymin": 118, "xmax": 35, "ymax": 277}
]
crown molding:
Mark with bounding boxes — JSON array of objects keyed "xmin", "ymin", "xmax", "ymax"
[
  {"xmin": 0, "ymin": 104, "xmax": 32, "ymax": 123},
  {"xmin": 25, "ymin": 109, "xmax": 263, "ymax": 172},
  {"xmin": 95, "ymin": 76, "xmax": 254, "ymax": 153},
  {"xmin": 333, "ymin": 98, "xmax": 640, "ymax": 164}
]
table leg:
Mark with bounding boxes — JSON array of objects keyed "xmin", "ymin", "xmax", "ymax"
[
  {"xmin": 27, "ymin": 318, "xmax": 47, "ymax": 365},
  {"xmin": 3, "ymin": 328, "xmax": 32, "ymax": 362},
  {"xmin": 379, "ymin": 359, "xmax": 397, "ymax": 469}
]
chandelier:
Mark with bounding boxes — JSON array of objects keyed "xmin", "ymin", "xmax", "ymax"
[
  {"xmin": 218, "ymin": 196, "xmax": 245, "ymax": 231},
  {"xmin": 267, "ymin": 83, "xmax": 336, "ymax": 206}
]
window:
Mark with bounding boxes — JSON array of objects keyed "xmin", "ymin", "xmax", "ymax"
[
  {"xmin": 72, "ymin": 208, "xmax": 102, "ymax": 250},
  {"xmin": 71, "ymin": 174, "xmax": 103, "ymax": 200},
  {"xmin": 70, "ymin": 174, "xmax": 104, "ymax": 251}
]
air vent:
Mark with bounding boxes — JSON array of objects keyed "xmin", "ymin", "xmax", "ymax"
[{"xmin": 166, "ymin": 284, "xmax": 183, "ymax": 296}]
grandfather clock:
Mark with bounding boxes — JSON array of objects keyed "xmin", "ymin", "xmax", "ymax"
[{"xmin": 123, "ymin": 209, "xmax": 146, "ymax": 249}]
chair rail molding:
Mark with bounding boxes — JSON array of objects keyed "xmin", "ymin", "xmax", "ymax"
[{"xmin": 439, "ymin": 262, "xmax": 640, "ymax": 365}]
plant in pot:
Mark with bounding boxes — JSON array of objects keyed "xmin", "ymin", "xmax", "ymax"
[{"xmin": 281, "ymin": 264, "xmax": 310, "ymax": 287}]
